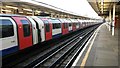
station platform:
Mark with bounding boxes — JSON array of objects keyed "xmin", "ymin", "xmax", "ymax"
[{"xmin": 73, "ymin": 23, "xmax": 119, "ymax": 67}]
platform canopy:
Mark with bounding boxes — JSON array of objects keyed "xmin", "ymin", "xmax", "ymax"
[
  {"xmin": 0, "ymin": 0, "xmax": 102, "ymax": 20},
  {"xmin": 88, "ymin": 0, "xmax": 120, "ymax": 17}
]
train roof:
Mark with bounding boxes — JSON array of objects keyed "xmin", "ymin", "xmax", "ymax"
[
  {"xmin": 48, "ymin": 18, "xmax": 61, "ymax": 23},
  {"xmin": 70, "ymin": 19, "xmax": 78, "ymax": 22},
  {"xmin": 37, "ymin": 16, "xmax": 51, "ymax": 19}
]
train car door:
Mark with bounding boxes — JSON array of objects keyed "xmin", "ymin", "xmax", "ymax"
[
  {"xmin": 62, "ymin": 23, "xmax": 68, "ymax": 35},
  {"xmin": 42, "ymin": 19, "xmax": 52, "ymax": 41},
  {"xmin": 59, "ymin": 19, "xmax": 68, "ymax": 35},
  {"xmin": 67, "ymin": 19, "xmax": 72, "ymax": 32},
  {"xmin": 63, "ymin": 19, "xmax": 69, "ymax": 35},
  {"xmin": 72, "ymin": 23, "xmax": 76, "ymax": 31},
  {"xmin": 0, "ymin": 17, "xmax": 18, "ymax": 56},
  {"xmin": 70, "ymin": 19, "xmax": 76, "ymax": 31},
  {"xmin": 12, "ymin": 17, "xmax": 33, "ymax": 50}
]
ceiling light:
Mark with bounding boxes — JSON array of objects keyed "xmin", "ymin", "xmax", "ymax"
[
  {"xmin": 23, "ymin": 8, "xmax": 32, "ymax": 12},
  {"xmin": 101, "ymin": 0, "xmax": 104, "ymax": 5},
  {"xmin": 19, "ymin": 11, "xmax": 23, "ymax": 13},
  {"xmin": 36, "ymin": 10, "xmax": 41, "ymax": 13},
  {"xmin": 27, "ymin": 12, "xmax": 32, "ymax": 14},
  {"xmin": 2, "ymin": 10, "xmax": 11, "ymax": 12},
  {"xmin": 6, "ymin": 6, "xmax": 18, "ymax": 9}
]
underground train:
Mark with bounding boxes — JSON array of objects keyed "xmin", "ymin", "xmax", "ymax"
[{"xmin": 0, "ymin": 14, "xmax": 102, "ymax": 56}]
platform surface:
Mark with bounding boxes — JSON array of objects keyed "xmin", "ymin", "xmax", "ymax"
[{"xmin": 75, "ymin": 23, "xmax": 119, "ymax": 67}]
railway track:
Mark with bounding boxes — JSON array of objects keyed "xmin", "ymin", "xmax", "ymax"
[
  {"xmin": 30, "ymin": 25, "xmax": 97, "ymax": 68},
  {"xmin": 3, "ymin": 24, "xmax": 101, "ymax": 68}
]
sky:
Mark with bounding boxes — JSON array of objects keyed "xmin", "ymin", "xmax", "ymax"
[{"xmin": 36, "ymin": 0, "xmax": 101, "ymax": 19}]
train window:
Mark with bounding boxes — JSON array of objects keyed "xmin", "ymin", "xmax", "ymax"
[
  {"xmin": 76, "ymin": 23, "xmax": 79, "ymax": 26},
  {"xmin": 49, "ymin": 19, "xmax": 61, "ymax": 29},
  {"xmin": 69, "ymin": 23, "xmax": 72, "ymax": 27},
  {"xmin": 53, "ymin": 23, "xmax": 61, "ymax": 29},
  {"xmin": 0, "ymin": 19, "xmax": 14, "ymax": 38},
  {"xmin": 21, "ymin": 20, "xmax": 30, "ymax": 37},
  {"xmin": 43, "ymin": 20, "xmax": 50, "ymax": 32}
]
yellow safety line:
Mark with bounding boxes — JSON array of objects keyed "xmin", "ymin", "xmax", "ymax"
[{"xmin": 80, "ymin": 24, "xmax": 104, "ymax": 68}]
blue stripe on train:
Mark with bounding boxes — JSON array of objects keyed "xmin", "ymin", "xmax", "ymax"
[
  {"xmin": 0, "ymin": 46, "xmax": 19, "ymax": 56},
  {"xmin": 52, "ymin": 33, "xmax": 62, "ymax": 38}
]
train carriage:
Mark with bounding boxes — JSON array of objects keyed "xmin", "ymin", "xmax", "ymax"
[
  {"xmin": 0, "ymin": 14, "xmax": 102, "ymax": 57},
  {"xmin": 0, "ymin": 15, "xmax": 34, "ymax": 56},
  {"xmin": 30, "ymin": 16, "xmax": 45, "ymax": 42},
  {"xmin": 59, "ymin": 18, "xmax": 69, "ymax": 35},
  {"xmin": 77, "ymin": 19, "xmax": 82, "ymax": 29},
  {"xmin": 70, "ymin": 19, "xmax": 80, "ymax": 31},
  {"xmin": 69, "ymin": 19, "xmax": 76, "ymax": 31},
  {"xmin": 12, "ymin": 16, "xmax": 33, "ymax": 50},
  {"xmin": 82, "ymin": 20, "xmax": 86, "ymax": 28},
  {"xmin": 75, "ymin": 19, "xmax": 80, "ymax": 29},
  {"xmin": 0, "ymin": 16, "xmax": 18, "ymax": 56},
  {"xmin": 48, "ymin": 18, "xmax": 62, "ymax": 38},
  {"xmin": 26, "ymin": 16, "xmax": 38, "ymax": 45},
  {"xmin": 66, "ymin": 19, "xmax": 72, "ymax": 32},
  {"xmin": 40, "ymin": 17, "xmax": 52, "ymax": 41}
]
